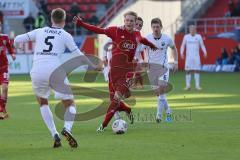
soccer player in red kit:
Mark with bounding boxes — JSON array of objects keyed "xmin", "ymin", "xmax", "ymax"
[
  {"xmin": 73, "ymin": 11, "xmax": 157, "ymax": 131},
  {"xmin": 0, "ymin": 22, "xmax": 16, "ymax": 119}
]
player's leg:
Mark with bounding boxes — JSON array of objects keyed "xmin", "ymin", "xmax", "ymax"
[
  {"xmin": 37, "ymin": 97, "xmax": 61, "ymax": 148},
  {"xmin": 185, "ymin": 70, "xmax": 192, "ymax": 90},
  {"xmin": 0, "ymin": 83, "xmax": 9, "ymax": 119},
  {"xmin": 156, "ymin": 70, "xmax": 172, "ymax": 123},
  {"xmin": 194, "ymin": 70, "xmax": 201, "ymax": 90},
  {"xmin": 118, "ymin": 101, "xmax": 134, "ymax": 124},
  {"xmin": 97, "ymin": 91, "xmax": 122, "ymax": 132},
  {"xmin": 61, "ymin": 98, "xmax": 78, "ymax": 148},
  {"xmin": 31, "ymin": 74, "xmax": 60, "ymax": 148},
  {"xmin": 0, "ymin": 72, "xmax": 10, "ymax": 119}
]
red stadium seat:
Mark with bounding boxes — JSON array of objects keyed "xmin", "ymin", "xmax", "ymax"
[
  {"xmin": 89, "ymin": 5, "xmax": 97, "ymax": 11},
  {"xmin": 79, "ymin": 5, "xmax": 88, "ymax": 12}
]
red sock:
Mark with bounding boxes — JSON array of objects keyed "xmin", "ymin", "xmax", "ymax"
[
  {"xmin": 102, "ymin": 100, "xmax": 119, "ymax": 128},
  {"xmin": 119, "ymin": 102, "xmax": 131, "ymax": 114},
  {"xmin": 0, "ymin": 97, "xmax": 7, "ymax": 112}
]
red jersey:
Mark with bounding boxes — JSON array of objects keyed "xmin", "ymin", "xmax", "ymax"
[
  {"xmin": 76, "ymin": 20, "xmax": 156, "ymax": 75},
  {"xmin": 0, "ymin": 34, "xmax": 14, "ymax": 73}
]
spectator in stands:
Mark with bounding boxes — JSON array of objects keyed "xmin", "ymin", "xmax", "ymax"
[
  {"xmin": 234, "ymin": 46, "xmax": 240, "ymax": 64},
  {"xmin": 228, "ymin": 48, "xmax": 237, "ymax": 64},
  {"xmin": 226, "ymin": 0, "xmax": 238, "ymax": 17},
  {"xmin": 236, "ymin": 0, "xmax": 240, "ymax": 16},
  {"xmin": 23, "ymin": 13, "xmax": 35, "ymax": 32},
  {"xmin": 0, "ymin": 11, "xmax": 3, "ymax": 31},
  {"xmin": 40, "ymin": 0, "xmax": 49, "ymax": 16},
  {"xmin": 89, "ymin": 14, "xmax": 99, "ymax": 25},
  {"xmin": 69, "ymin": 2, "xmax": 81, "ymax": 18},
  {"xmin": 34, "ymin": 12, "xmax": 45, "ymax": 29},
  {"xmin": 0, "ymin": 10, "xmax": 3, "ymax": 23},
  {"xmin": 221, "ymin": 48, "xmax": 229, "ymax": 64},
  {"xmin": 216, "ymin": 56, "xmax": 222, "ymax": 65}
]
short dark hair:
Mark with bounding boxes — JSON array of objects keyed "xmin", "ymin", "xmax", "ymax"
[
  {"xmin": 137, "ymin": 17, "xmax": 143, "ymax": 23},
  {"xmin": 51, "ymin": 8, "xmax": 66, "ymax": 24},
  {"xmin": 151, "ymin": 18, "xmax": 162, "ymax": 27},
  {"xmin": 124, "ymin": 11, "xmax": 138, "ymax": 20}
]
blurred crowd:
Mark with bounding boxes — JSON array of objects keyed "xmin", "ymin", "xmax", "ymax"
[
  {"xmin": 216, "ymin": 45, "xmax": 240, "ymax": 71},
  {"xmin": 24, "ymin": 0, "xmax": 101, "ymax": 35},
  {"xmin": 225, "ymin": 0, "xmax": 240, "ymax": 17}
]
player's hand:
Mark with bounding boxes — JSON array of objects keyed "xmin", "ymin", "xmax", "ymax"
[
  {"xmin": 11, "ymin": 54, "xmax": 16, "ymax": 61},
  {"xmin": 73, "ymin": 16, "xmax": 83, "ymax": 25},
  {"xmin": 151, "ymin": 46, "xmax": 158, "ymax": 51}
]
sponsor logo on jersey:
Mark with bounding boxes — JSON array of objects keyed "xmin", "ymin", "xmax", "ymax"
[
  {"xmin": 36, "ymin": 52, "xmax": 58, "ymax": 56},
  {"xmin": 119, "ymin": 40, "xmax": 136, "ymax": 51}
]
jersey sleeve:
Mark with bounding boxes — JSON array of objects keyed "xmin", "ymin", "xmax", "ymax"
[
  {"xmin": 5, "ymin": 36, "xmax": 14, "ymax": 55},
  {"xmin": 180, "ymin": 35, "xmax": 187, "ymax": 56},
  {"xmin": 65, "ymin": 33, "xmax": 84, "ymax": 55},
  {"xmin": 199, "ymin": 35, "xmax": 207, "ymax": 55},
  {"xmin": 104, "ymin": 26, "xmax": 117, "ymax": 39},
  {"xmin": 134, "ymin": 44, "xmax": 146, "ymax": 60},
  {"xmin": 14, "ymin": 29, "xmax": 38, "ymax": 45},
  {"xmin": 136, "ymin": 32, "xmax": 156, "ymax": 49},
  {"xmin": 102, "ymin": 39, "xmax": 112, "ymax": 59}
]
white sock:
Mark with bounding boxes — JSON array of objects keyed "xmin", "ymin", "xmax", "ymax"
[
  {"xmin": 186, "ymin": 74, "xmax": 191, "ymax": 88},
  {"xmin": 64, "ymin": 105, "xmax": 76, "ymax": 132},
  {"xmin": 157, "ymin": 96, "xmax": 165, "ymax": 119},
  {"xmin": 114, "ymin": 111, "xmax": 121, "ymax": 120},
  {"xmin": 164, "ymin": 100, "xmax": 171, "ymax": 115},
  {"xmin": 194, "ymin": 73, "xmax": 200, "ymax": 88},
  {"xmin": 40, "ymin": 105, "xmax": 58, "ymax": 138}
]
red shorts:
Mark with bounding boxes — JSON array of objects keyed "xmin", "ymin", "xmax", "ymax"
[
  {"xmin": 0, "ymin": 71, "xmax": 9, "ymax": 85},
  {"xmin": 109, "ymin": 74, "xmax": 131, "ymax": 99}
]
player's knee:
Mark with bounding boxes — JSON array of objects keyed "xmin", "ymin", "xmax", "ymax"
[
  {"xmin": 113, "ymin": 91, "xmax": 123, "ymax": 102},
  {"xmin": 62, "ymin": 99, "xmax": 74, "ymax": 108},
  {"xmin": 2, "ymin": 84, "xmax": 8, "ymax": 94},
  {"xmin": 37, "ymin": 97, "xmax": 48, "ymax": 106},
  {"xmin": 158, "ymin": 94, "xmax": 166, "ymax": 100}
]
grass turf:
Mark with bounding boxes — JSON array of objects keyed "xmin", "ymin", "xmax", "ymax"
[{"xmin": 0, "ymin": 72, "xmax": 240, "ymax": 160}]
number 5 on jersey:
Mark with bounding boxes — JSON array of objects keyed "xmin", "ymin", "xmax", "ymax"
[{"xmin": 43, "ymin": 36, "xmax": 55, "ymax": 52}]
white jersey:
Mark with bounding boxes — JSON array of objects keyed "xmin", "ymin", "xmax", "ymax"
[
  {"xmin": 15, "ymin": 26, "xmax": 83, "ymax": 75},
  {"xmin": 14, "ymin": 26, "xmax": 83, "ymax": 99},
  {"xmin": 137, "ymin": 33, "xmax": 174, "ymax": 68},
  {"xmin": 180, "ymin": 34, "xmax": 207, "ymax": 70}
]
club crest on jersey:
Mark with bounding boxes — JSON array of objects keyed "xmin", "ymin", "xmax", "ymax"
[
  {"xmin": 161, "ymin": 42, "xmax": 165, "ymax": 46},
  {"xmin": 121, "ymin": 35, "xmax": 125, "ymax": 39},
  {"xmin": 119, "ymin": 40, "xmax": 136, "ymax": 51}
]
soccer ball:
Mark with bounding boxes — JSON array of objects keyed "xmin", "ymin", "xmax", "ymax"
[{"xmin": 112, "ymin": 119, "xmax": 127, "ymax": 134}]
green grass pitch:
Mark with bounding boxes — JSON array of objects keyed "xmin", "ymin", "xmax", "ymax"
[{"xmin": 0, "ymin": 72, "xmax": 240, "ymax": 160}]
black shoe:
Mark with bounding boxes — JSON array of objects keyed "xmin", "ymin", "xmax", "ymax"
[
  {"xmin": 127, "ymin": 112, "xmax": 134, "ymax": 124},
  {"xmin": 61, "ymin": 128, "xmax": 78, "ymax": 148},
  {"xmin": 53, "ymin": 134, "xmax": 62, "ymax": 148},
  {"xmin": 156, "ymin": 118, "xmax": 162, "ymax": 123}
]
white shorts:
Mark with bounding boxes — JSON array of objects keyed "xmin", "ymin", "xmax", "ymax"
[
  {"xmin": 147, "ymin": 64, "xmax": 169, "ymax": 89},
  {"xmin": 31, "ymin": 73, "xmax": 73, "ymax": 100},
  {"xmin": 185, "ymin": 57, "xmax": 201, "ymax": 71}
]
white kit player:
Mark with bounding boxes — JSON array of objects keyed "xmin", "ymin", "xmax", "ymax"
[
  {"xmin": 14, "ymin": 8, "xmax": 89, "ymax": 148},
  {"xmin": 136, "ymin": 18, "xmax": 178, "ymax": 123},
  {"xmin": 180, "ymin": 25, "xmax": 207, "ymax": 91}
]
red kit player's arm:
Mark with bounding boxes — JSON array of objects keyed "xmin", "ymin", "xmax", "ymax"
[
  {"xmin": 6, "ymin": 36, "xmax": 14, "ymax": 55},
  {"xmin": 136, "ymin": 32, "xmax": 156, "ymax": 49},
  {"xmin": 139, "ymin": 37, "xmax": 156, "ymax": 49},
  {"xmin": 77, "ymin": 20, "xmax": 106, "ymax": 34}
]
